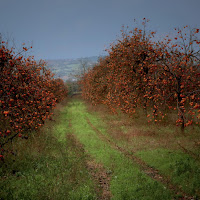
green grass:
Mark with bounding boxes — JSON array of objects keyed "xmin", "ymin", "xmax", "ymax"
[
  {"xmin": 2, "ymin": 98, "xmax": 199, "ymax": 199},
  {"xmin": 0, "ymin": 102, "xmax": 96, "ymax": 200},
  {"xmin": 136, "ymin": 148, "xmax": 200, "ymax": 197},
  {"xmin": 84, "ymin": 99, "xmax": 200, "ymax": 198},
  {"xmin": 66, "ymin": 99, "xmax": 173, "ymax": 200}
]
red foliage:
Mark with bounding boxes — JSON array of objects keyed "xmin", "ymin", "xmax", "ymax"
[
  {"xmin": 0, "ymin": 44, "xmax": 68, "ymax": 159},
  {"xmin": 80, "ymin": 20, "xmax": 200, "ymax": 131}
]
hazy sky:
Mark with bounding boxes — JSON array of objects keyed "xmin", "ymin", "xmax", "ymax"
[{"xmin": 1, "ymin": 0, "xmax": 200, "ymax": 60}]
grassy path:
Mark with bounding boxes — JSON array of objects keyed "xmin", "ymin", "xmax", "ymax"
[
  {"xmin": 65, "ymin": 99, "xmax": 173, "ymax": 200},
  {"xmin": 1, "ymin": 97, "xmax": 199, "ymax": 199},
  {"xmin": 84, "ymin": 99, "xmax": 200, "ymax": 199},
  {"xmin": 0, "ymin": 100, "xmax": 97, "ymax": 200},
  {"xmin": 85, "ymin": 116, "xmax": 192, "ymax": 199}
]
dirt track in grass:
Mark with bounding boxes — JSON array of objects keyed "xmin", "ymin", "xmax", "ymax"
[
  {"xmin": 86, "ymin": 116, "xmax": 193, "ymax": 200},
  {"xmin": 68, "ymin": 119, "xmax": 112, "ymax": 200},
  {"xmin": 66, "ymin": 97, "xmax": 197, "ymax": 199}
]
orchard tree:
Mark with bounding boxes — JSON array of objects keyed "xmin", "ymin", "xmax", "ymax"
[
  {"xmin": 80, "ymin": 20, "xmax": 200, "ymax": 131},
  {"xmin": 0, "ymin": 41, "xmax": 68, "ymax": 159}
]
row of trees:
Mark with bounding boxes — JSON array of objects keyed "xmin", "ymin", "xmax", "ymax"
[
  {"xmin": 0, "ymin": 43, "xmax": 68, "ymax": 158},
  {"xmin": 80, "ymin": 20, "xmax": 200, "ymax": 130}
]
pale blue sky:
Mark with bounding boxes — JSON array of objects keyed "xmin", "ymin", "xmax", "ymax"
[{"xmin": 1, "ymin": 0, "xmax": 200, "ymax": 59}]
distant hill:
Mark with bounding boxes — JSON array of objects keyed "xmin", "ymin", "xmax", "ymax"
[{"xmin": 45, "ymin": 56, "xmax": 99, "ymax": 81}]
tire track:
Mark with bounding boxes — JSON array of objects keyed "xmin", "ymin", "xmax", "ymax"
[
  {"xmin": 86, "ymin": 117, "xmax": 195, "ymax": 200},
  {"xmin": 68, "ymin": 120, "xmax": 112, "ymax": 200},
  {"xmin": 86, "ymin": 160, "xmax": 112, "ymax": 200}
]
